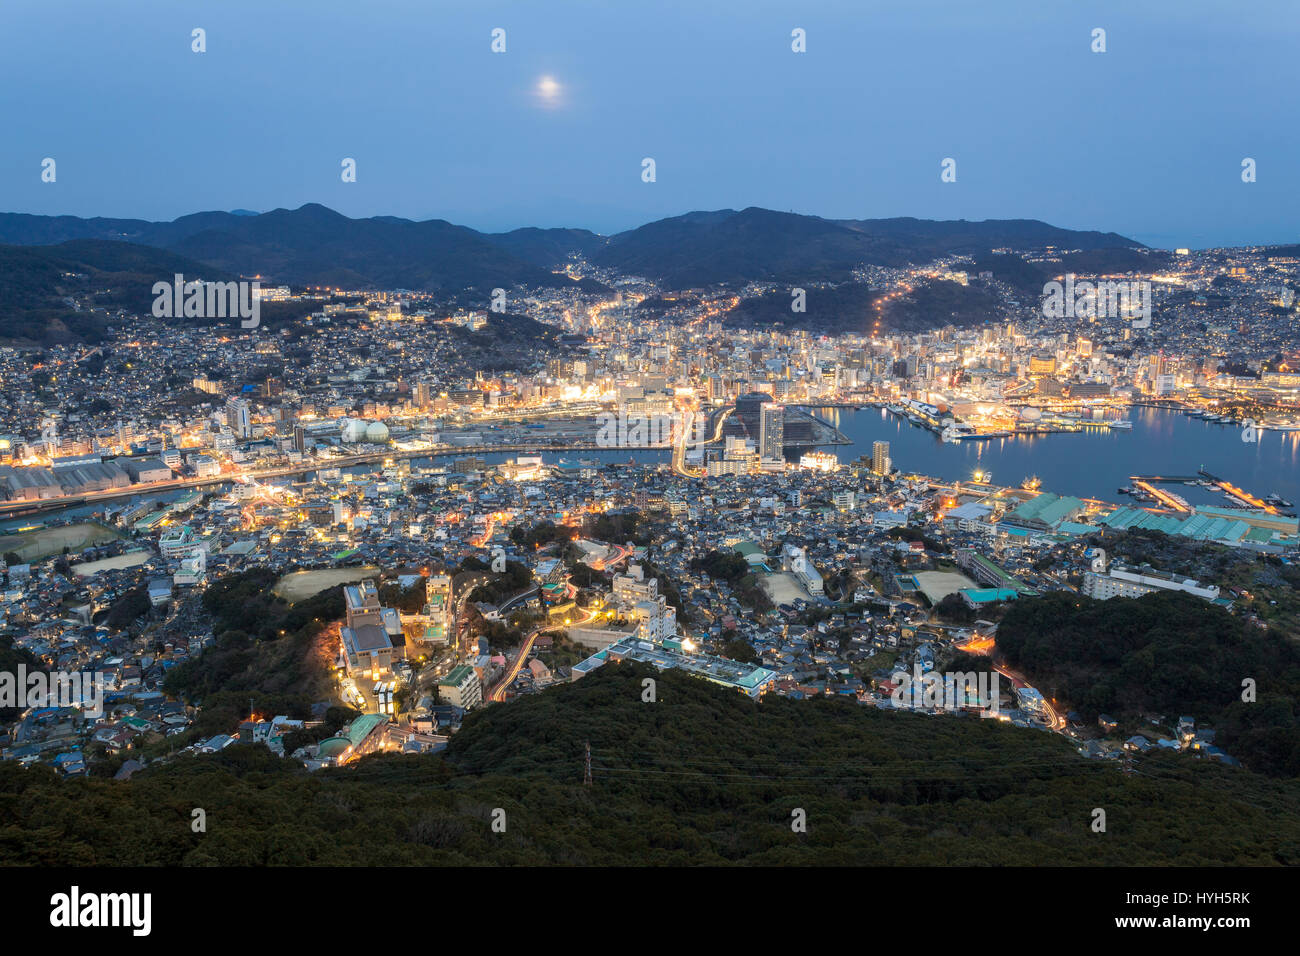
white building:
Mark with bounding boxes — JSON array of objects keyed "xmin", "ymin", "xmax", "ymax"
[
  {"xmin": 613, "ymin": 565, "xmax": 659, "ymax": 605},
  {"xmin": 173, "ymin": 550, "xmax": 206, "ymax": 586},
  {"xmin": 781, "ymin": 543, "xmax": 823, "ymax": 595},
  {"xmin": 1082, "ymin": 566, "xmax": 1220, "ymax": 602},
  {"xmin": 439, "ymin": 664, "xmax": 482, "ymax": 710},
  {"xmin": 872, "ymin": 510, "xmax": 909, "ymax": 530}
]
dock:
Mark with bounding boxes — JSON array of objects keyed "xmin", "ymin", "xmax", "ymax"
[{"xmin": 1128, "ymin": 469, "xmax": 1286, "ymax": 516}]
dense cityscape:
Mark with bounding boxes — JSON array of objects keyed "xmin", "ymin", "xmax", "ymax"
[{"xmin": 1, "ymin": 238, "xmax": 1297, "ymax": 782}]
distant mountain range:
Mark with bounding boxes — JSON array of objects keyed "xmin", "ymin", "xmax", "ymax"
[
  {"xmin": 0, "ymin": 203, "xmax": 1167, "ymax": 344},
  {"xmin": 0, "ymin": 205, "xmax": 583, "ymax": 295},
  {"xmin": 592, "ymin": 207, "xmax": 1148, "ymax": 287}
]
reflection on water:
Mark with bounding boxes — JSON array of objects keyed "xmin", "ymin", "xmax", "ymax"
[
  {"xmin": 813, "ymin": 405, "xmax": 1300, "ymax": 505},
  {"xmin": 4, "ymin": 410, "xmax": 1295, "ymax": 530}
]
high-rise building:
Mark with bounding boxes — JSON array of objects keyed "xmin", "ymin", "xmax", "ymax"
[
  {"xmin": 734, "ymin": 391, "xmax": 770, "ymax": 443},
  {"xmin": 1029, "ymin": 354, "xmax": 1057, "ymax": 376},
  {"xmin": 759, "ymin": 403, "xmax": 784, "ymax": 461},
  {"xmin": 872, "ymin": 440, "xmax": 891, "ymax": 475},
  {"xmin": 423, "ymin": 574, "xmax": 452, "ymax": 646},
  {"xmin": 225, "ymin": 397, "xmax": 251, "ymax": 439},
  {"xmin": 613, "ymin": 565, "xmax": 659, "ymax": 605}
]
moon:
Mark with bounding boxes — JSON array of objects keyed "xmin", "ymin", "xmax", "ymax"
[{"xmin": 534, "ymin": 75, "xmax": 563, "ymax": 108}]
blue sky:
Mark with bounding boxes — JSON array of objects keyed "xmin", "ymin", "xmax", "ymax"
[{"xmin": 0, "ymin": 0, "xmax": 1296, "ymax": 247}]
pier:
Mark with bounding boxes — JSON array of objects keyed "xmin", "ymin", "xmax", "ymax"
[
  {"xmin": 783, "ymin": 406, "xmax": 852, "ymax": 449},
  {"xmin": 1128, "ymin": 469, "xmax": 1286, "ymax": 516}
]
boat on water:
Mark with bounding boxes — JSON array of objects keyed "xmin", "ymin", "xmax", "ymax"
[
  {"xmin": 1108, "ymin": 419, "xmax": 1133, "ymax": 430},
  {"xmin": 1266, "ymin": 494, "xmax": 1295, "ymax": 509},
  {"xmin": 941, "ymin": 422, "xmax": 977, "ymax": 442}
]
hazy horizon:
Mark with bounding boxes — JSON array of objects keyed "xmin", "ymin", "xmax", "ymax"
[{"xmin": 1, "ymin": 0, "xmax": 1296, "ymax": 249}]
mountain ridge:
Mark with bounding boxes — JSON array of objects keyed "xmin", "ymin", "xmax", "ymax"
[
  {"xmin": 0, "ymin": 203, "xmax": 1152, "ymax": 281},
  {"xmin": 0, "ymin": 205, "xmax": 1184, "ymax": 343}
]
